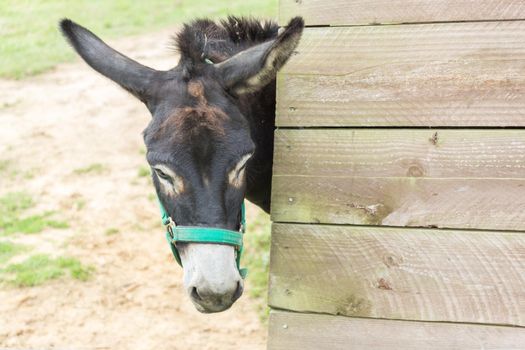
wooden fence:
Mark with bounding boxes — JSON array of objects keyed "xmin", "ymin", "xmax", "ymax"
[{"xmin": 267, "ymin": 1, "xmax": 525, "ymax": 348}]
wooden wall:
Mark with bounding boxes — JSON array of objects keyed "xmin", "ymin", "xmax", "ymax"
[{"xmin": 268, "ymin": 1, "xmax": 525, "ymax": 348}]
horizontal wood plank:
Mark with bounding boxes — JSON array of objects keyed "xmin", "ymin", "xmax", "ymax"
[
  {"xmin": 269, "ymin": 310, "xmax": 525, "ymax": 350},
  {"xmin": 276, "ymin": 22, "xmax": 525, "ymax": 126},
  {"xmin": 271, "ymin": 129, "xmax": 525, "ymax": 230},
  {"xmin": 269, "ymin": 223, "xmax": 525, "ymax": 326},
  {"xmin": 273, "ymin": 129, "xmax": 525, "ymax": 178},
  {"xmin": 280, "ymin": 0, "xmax": 525, "ymax": 26}
]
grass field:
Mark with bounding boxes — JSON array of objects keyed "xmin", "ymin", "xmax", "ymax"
[
  {"xmin": 1, "ymin": 254, "xmax": 94, "ymax": 287},
  {"xmin": 0, "ymin": 192, "xmax": 69, "ymax": 236},
  {"xmin": 0, "ymin": 0, "xmax": 278, "ymax": 79}
]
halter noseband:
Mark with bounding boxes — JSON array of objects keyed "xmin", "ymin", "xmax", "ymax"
[{"xmin": 158, "ymin": 199, "xmax": 248, "ymax": 279}]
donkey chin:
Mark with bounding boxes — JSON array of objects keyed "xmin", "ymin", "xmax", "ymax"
[{"xmin": 179, "ymin": 243, "xmax": 244, "ymax": 313}]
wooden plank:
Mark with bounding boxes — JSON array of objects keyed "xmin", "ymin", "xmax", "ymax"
[
  {"xmin": 273, "ymin": 129, "xmax": 525, "ymax": 178},
  {"xmin": 280, "ymin": 0, "xmax": 525, "ymax": 26},
  {"xmin": 269, "ymin": 310, "xmax": 525, "ymax": 350},
  {"xmin": 269, "ymin": 223, "xmax": 525, "ymax": 326},
  {"xmin": 272, "ymin": 177, "xmax": 525, "ymax": 230},
  {"xmin": 271, "ymin": 129, "xmax": 525, "ymax": 231},
  {"xmin": 276, "ymin": 22, "xmax": 525, "ymax": 127}
]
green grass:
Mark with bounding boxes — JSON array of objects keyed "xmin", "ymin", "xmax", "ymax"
[
  {"xmin": 0, "ymin": 160, "xmax": 36, "ymax": 180},
  {"xmin": 0, "ymin": 192, "xmax": 69, "ymax": 236},
  {"xmin": 0, "ymin": 192, "xmax": 32, "ymax": 214},
  {"xmin": 105, "ymin": 227, "xmax": 119, "ymax": 236},
  {"xmin": 1, "ymin": 212, "xmax": 69, "ymax": 235},
  {"xmin": 73, "ymin": 198, "xmax": 87, "ymax": 211},
  {"xmin": 1, "ymin": 100, "xmax": 20, "ymax": 109},
  {"xmin": 0, "ymin": 159, "xmax": 20, "ymax": 180},
  {"xmin": 137, "ymin": 165, "xmax": 151, "ymax": 178},
  {"xmin": 244, "ymin": 208, "xmax": 272, "ymax": 322},
  {"xmin": 73, "ymin": 163, "xmax": 109, "ymax": 175},
  {"xmin": 1, "ymin": 254, "xmax": 94, "ymax": 287},
  {"xmin": 0, "ymin": 241, "xmax": 28, "ymax": 264},
  {"xmin": 148, "ymin": 193, "xmax": 157, "ymax": 202},
  {"xmin": 0, "ymin": 0, "xmax": 278, "ymax": 79},
  {"xmin": 0, "ymin": 160, "xmax": 11, "ymax": 174}
]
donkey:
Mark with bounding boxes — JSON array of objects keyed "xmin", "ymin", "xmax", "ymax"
[{"xmin": 60, "ymin": 16, "xmax": 304, "ymax": 313}]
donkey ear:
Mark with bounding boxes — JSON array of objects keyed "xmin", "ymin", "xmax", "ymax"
[
  {"xmin": 215, "ymin": 17, "xmax": 304, "ymax": 95},
  {"xmin": 60, "ymin": 19, "xmax": 159, "ymax": 103}
]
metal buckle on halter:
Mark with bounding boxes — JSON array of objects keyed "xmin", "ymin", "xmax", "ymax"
[{"xmin": 165, "ymin": 216, "xmax": 176, "ymax": 239}]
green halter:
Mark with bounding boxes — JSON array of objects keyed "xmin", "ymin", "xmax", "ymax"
[{"xmin": 158, "ymin": 200, "xmax": 248, "ymax": 279}]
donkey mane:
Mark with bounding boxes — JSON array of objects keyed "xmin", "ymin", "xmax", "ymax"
[{"xmin": 174, "ymin": 16, "xmax": 279, "ymax": 67}]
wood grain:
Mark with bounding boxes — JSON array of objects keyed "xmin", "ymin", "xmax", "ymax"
[
  {"xmin": 276, "ymin": 22, "xmax": 525, "ymax": 126},
  {"xmin": 273, "ymin": 129, "xmax": 525, "ymax": 178},
  {"xmin": 271, "ymin": 129, "xmax": 525, "ymax": 230},
  {"xmin": 269, "ymin": 310, "xmax": 525, "ymax": 350},
  {"xmin": 269, "ymin": 223, "xmax": 525, "ymax": 326},
  {"xmin": 280, "ymin": 0, "xmax": 525, "ymax": 26}
]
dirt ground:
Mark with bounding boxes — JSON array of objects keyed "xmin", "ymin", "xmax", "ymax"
[{"xmin": 0, "ymin": 26, "xmax": 267, "ymax": 349}]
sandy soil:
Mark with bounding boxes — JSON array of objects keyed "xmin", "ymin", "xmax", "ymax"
[{"xmin": 0, "ymin": 27, "xmax": 267, "ymax": 349}]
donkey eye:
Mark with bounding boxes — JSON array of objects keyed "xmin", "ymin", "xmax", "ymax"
[
  {"xmin": 237, "ymin": 153, "xmax": 253, "ymax": 171},
  {"xmin": 154, "ymin": 168, "xmax": 171, "ymax": 181},
  {"xmin": 237, "ymin": 163, "xmax": 247, "ymax": 174},
  {"xmin": 153, "ymin": 165, "xmax": 185, "ymax": 195},
  {"xmin": 228, "ymin": 153, "xmax": 253, "ymax": 188}
]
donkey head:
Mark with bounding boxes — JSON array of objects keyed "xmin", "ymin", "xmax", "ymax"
[{"xmin": 60, "ymin": 17, "xmax": 303, "ymax": 313}]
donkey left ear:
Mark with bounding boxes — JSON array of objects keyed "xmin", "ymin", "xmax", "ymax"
[
  {"xmin": 215, "ymin": 17, "xmax": 304, "ymax": 95},
  {"xmin": 60, "ymin": 19, "xmax": 159, "ymax": 104}
]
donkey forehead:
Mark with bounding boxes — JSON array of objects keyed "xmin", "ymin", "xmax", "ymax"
[{"xmin": 144, "ymin": 79, "xmax": 251, "ymax": 161}]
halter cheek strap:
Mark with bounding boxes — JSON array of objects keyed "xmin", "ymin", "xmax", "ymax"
[{"xmin": 158, "ymin": 200, "xmax": 248, "ymax": 279}]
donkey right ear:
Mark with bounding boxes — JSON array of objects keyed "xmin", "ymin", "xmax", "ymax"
[
  {"xmin": 215, "ymin": 17, "xmax": 304, "ymax": 95},
  {"xmin": 60, "ymin": 19, "xmax": 159, "ymax": 103}
]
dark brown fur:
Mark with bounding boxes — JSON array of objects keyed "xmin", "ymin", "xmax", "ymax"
[{"xmin": 174, "ymin": 16, "xmax": 278, "ymax": 68}]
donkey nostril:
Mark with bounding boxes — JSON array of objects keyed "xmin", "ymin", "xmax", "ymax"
[
  {"xmin": 191, "ymin": 287, "xmax": 202, "ymax": 301},
  {"xmin": 232, "ymin": 281, "xmax": 243, "ymax": 302}
]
